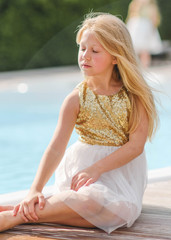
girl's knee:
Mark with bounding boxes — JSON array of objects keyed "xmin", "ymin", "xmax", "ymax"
[{"xmin": 82, "ymin": 199, "xmax": 103, "ymax": 215}]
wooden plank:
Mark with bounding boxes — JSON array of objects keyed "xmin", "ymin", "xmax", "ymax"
[
  {"xmin": 142, "ymin": 205, "xmax": 171, "ymax": 216},
  {"xmin": 4, "ymin": 212, "xmax": 171, "ymax": 240},
  {"xmin": 0, "ymin": 232, "xmax": 164, "ymax": 240},
  {"xmin": 143, "ymin": 180, "xmax": 171, "ymax": 209},
  {"xmin": 119, "ymin": 214, "xmax": 171, "ymax": 238},
  {"xmin": 0, "ymin": 233, "xmax": 50, "ymax": 240}
]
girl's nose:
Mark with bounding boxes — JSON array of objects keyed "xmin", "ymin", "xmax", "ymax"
[{"xmin": 83, "ymin": 50, "xmax": 91, "ymax": 60}]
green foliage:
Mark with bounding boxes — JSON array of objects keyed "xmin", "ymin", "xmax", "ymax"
[
  {"xmin": 0, "ymin": 0, "xmax": 170, "ymax": 71},
  {"xmin": 158, "ymin": 0, "xmax": 171, "ymax": 40}
]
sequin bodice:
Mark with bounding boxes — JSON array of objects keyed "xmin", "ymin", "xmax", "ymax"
[{"xmin": 75, "ymin": 81, "xmax": 131, "ymax": 146}]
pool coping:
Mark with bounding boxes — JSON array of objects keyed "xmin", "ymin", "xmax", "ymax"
[
  {"xmin": 148, "ymin": 166, "xmax": 171, "ymax": 183},
  {"xmin": 0, "ymin": 167, "xmax": 171, "ymax": 206}
]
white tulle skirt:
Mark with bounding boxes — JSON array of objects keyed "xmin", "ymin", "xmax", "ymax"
[
  {"xmin": 54, "ymin": 141, "xmax": 147, "ymax": 234},
  {"xmin": 127, "ymin": 17, "xmax": 163, "ymax": 54}
]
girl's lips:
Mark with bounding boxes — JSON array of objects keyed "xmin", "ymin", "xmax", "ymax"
[{"xmin": 82, "ymin": 64, "xmax": 91, "ymax": 68}]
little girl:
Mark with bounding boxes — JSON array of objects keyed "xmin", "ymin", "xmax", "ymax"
[{"xmin": 0, "ymin": 12, "xmax": 158, "ymax": 234}]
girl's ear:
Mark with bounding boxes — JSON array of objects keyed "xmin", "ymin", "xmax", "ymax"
[{"xmin": 112, "ymin": 57, "xmax": 117, "ymax": 65}]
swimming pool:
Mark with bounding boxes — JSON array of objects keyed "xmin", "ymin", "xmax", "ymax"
[{"xmin": 0, "ymin": 66, "xmax": 171, "ymax": 194}]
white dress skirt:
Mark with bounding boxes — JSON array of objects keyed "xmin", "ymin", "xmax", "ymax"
[
  {"xmin": 54, "ymin": 141, "xmax": 147, "ymax": 234},
  {"xmin": 127, "ymin": 17, "xmax": 163, "ymax": 55}
]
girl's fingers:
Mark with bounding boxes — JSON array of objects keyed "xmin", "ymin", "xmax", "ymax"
[
  {"xmin": 18, "ymin": 205, "xmax": 29, "ymax": 222},
  {"xmin": 12, "ymin": 193, "xmax": 45, "ymax": 222},
  {"xmin": 71, "ymin": 172, "xmax": 94, "ymax": 191},
  {"xmin": 13, "ymin": 204, "xmax": 20, "ymax": 216},
  {"xmin": 38, "ymin": 195, "xmax": 45, "ymax": 210},
  {"xmin": 71, "ymin": 180, "xmax": 76, "ymax": 190},
  {"xmin": 71, "ymin": 177, "xmax": 84, "ymax": 191},
  {"xmin": 75, "ymin": 178, "xmax": 87, "ymax": 191},
  {"xmin": 84, "ymin": 178, "xmax": 94, "ymax": 187},
  {"xmin": 71, "ymin": 176, "xmax": 77, "ymax": 190},
  {"xmin": 25, "ymin": 204, "xmax": 38, "ymax": 222},
  {"xmin": 71, "ymin": 174, "xmax": 78, "ymax": 190},
  {"xmin": 23, "ymin": 204, "xmax": 33, "ymax": 221},
  {"xmin": 18, "ymin": 203, "xmax": 35, "ymax": 222},
  {"xmin": 29, "ymin": 204, "xmax": 38, "ymax": 221}
]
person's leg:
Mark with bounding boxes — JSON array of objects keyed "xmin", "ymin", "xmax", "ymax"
[
  {"xmin": 0, "ymin": 194, "xmax": 96, "ymax": 232},
  {"xmin": 0, "ymin": 206, "xmax": 13, "ymax": 212},
  {"xmin": 139, "ymin": 50, "xmax": 151, "ymax": 68}
]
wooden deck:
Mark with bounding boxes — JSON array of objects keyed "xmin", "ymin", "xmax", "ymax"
[{"xmin": 1, "ymin": 180, "xmax": 171, "ymax": 240}]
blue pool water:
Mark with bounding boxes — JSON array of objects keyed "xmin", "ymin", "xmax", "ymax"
[{"xmin": 0, "ymin": 67, "xmax": 171, "ymax": 194}]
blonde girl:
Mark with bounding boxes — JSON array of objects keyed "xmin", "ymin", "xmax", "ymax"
[{"xmin": 0, "ymin": 12, "xmax": 158, "ymax": 234}]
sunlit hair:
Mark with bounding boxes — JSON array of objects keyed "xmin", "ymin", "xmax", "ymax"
[{"xmin": 76, "ymin": 12, "xmax": 158, "ymax": 140}]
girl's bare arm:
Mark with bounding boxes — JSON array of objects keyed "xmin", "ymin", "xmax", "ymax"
[
  {"xmin": 13, "ymin": 89, "xmax": 79, "ymax": 222},
  {"xmin": 30, "ymin": 89, "xmax": 79, "ymax": 192},
  {"xmin": 95, "ymin": 100, "xmax": 148, "ymax": 174}
]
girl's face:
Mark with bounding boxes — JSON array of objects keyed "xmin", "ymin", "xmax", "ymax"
[{"xmin": 78, "ymin": 30, "xmax": 116, "ymax": 77}]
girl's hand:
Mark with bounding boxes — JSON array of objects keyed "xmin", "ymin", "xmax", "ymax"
[
  {"xmin": 13, "ymin": 191, "xmax": 45, "ymax": 222},
  {"xmin": 71, "ymin": 166, "xmax": 101, "ymax": 191}
]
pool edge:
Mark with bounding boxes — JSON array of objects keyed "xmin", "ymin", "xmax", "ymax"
[{"xmin": 148, "ymin": 166, "xmax": 171, "ymax": 183}]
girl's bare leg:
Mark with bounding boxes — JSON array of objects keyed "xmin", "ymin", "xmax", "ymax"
[
  {"xmin": 0, "ymin": 194, "xmax": 95, "ymax": 232},
  {"xmin": 0, "ymin": 205, "xmax": 13, "ymax": 212}
]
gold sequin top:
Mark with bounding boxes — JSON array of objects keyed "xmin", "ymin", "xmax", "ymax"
[{"xmin": 75, "ymin": 81, "xmax": 131, "ymax": 146}]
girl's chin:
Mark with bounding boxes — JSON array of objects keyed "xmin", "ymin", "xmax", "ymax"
[{"xmin": 81, "ymin": 69, "xmax": 96, "ymax": 76}]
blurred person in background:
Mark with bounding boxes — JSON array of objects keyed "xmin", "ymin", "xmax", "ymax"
[{"xmin": 126, "ymin": 0, "xmax": 163, "ymax": 67}]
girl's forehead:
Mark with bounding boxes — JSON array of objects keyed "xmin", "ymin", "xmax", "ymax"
[{"xmin": 80, "ymin": 29, "xmax": 101, "ymax": 46}]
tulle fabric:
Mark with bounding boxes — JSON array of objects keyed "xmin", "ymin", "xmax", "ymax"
[
  {"xmin": 127, "ymin": 17, "xmax": 163, "ymax": 54},
  {"xmin": 54, "ymin": 141, "xmax": 147, "ymax": 234}
]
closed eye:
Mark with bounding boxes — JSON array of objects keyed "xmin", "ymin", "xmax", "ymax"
[{"xmin": 81, "ymin": 48, "xmax": 86, "ymax": 52}]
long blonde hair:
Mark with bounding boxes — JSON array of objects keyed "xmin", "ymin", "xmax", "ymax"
[{"xmin": 76, "ymin": 12, "xmax": 158, "ymax": 140}]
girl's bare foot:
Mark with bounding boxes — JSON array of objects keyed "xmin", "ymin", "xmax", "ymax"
[{"xmin": 0, "ymin": 205, "xmax": 14, "ymax": 212}]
